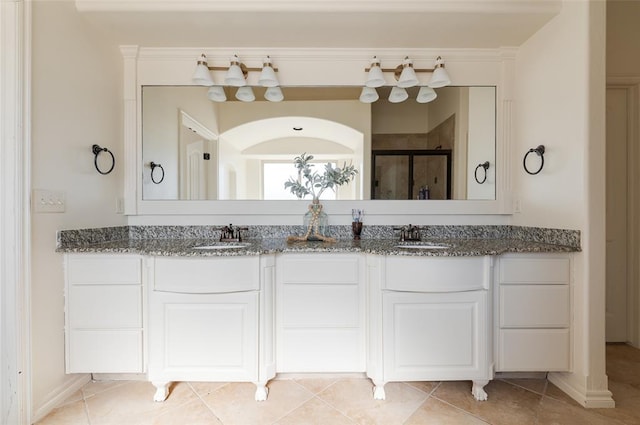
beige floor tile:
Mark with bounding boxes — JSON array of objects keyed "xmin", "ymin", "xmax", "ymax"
[
  {"xmin": 500, "ymin": 378, "xmax": 547, "ymax": 395},
  {"xmin": 59, "ymin": 390, "xmax": 84, "ymax": 406},
  {"xmin": 537, "ymin": 396, "xmax": 625, "ymax": 425},
  {"xmin": 147, "ymin": 399, "xmax": 223, "ymax": 425},
  {"xmin": 607, "ymin": 344, "xmax": 640, "ymax": 390},
  {"xmin": 188, "ymin": 381, "xmax": 229, "ymax": 397},
  {"xmin": 293, "ymin": 377, "xmax": 340, "ymax": 394},
  {"xmin": 85, "ymin": 381, "xmax": 198, "ymax": 425},
  {"xmin": 544, "ymin": 382, "xmax": 582, "ymax": 407},
  {"xmin": 317, "ymin": 379, "xmax": 427, "ymax": 425},
  {"xmin": 590, "ymin": 380, "xmax": 640, "ymax": 425},
  {"xmin": 81, "ymin": 379, "xmax": 129, "ymax": 398},
  {"xmin": 35, "ymin": 400, "xmax": 89, "ymax": 425},
  {"xmin": 405, "ymin": 397, "xmax": 490, "ymax": 425},
  {"xmin": 201, "ymin": 380, "xmax": 314, "ymax": 425},
  {"xmin": 405, "ymin": 381, "xmax": 440, "ymax": 395},
  {"xmin": 433, "ymin": 380, "xmax": 541, "ymax": 425},
  {"xmin": 274, "ymin": 397, "xmax": 355, "ymax": 425}
]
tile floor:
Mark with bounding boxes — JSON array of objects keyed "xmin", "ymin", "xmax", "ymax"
[{"xmin": 36, "ymin": 343, "xmax": 640, "ymax": 425}]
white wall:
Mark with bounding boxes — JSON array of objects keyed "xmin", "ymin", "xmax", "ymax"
[
  {"xmin": 513, "ymin": 0, "xmax": 609, "ymax": 406},
  {"xmin": 30, "ymin": 1, "xmax": 124, "ymax": 417},
  {"xmin": 466, "ymin": 87, "xmax": 496, "ymax": 200}
]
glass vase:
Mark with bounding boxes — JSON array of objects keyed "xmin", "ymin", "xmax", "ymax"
[{"xmin": 303, "ymin": 202, "xmax": 328, "ymax": 240}]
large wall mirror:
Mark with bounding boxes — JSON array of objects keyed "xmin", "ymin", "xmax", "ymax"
[{"xmin": 141, "ymin": 85, "xmax": 496, "ymax": 203}]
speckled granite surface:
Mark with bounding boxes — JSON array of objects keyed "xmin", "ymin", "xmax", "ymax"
[{"xmin": 56, "ymin": 225, "xmax": 580, "ymax": 257}]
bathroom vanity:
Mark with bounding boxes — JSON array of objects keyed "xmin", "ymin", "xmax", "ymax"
[{"xmin": 61, "ymin": 226, "xmax": 576, "ymax": 403}]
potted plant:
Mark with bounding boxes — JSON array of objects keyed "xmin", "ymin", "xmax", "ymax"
[{"xmin": 284, "ymin": 153, "xmax": 358, "ymax": 242}]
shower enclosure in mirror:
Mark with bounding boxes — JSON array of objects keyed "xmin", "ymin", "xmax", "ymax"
[{"xmin": 142, "ymin": 85, "xmax": 495, "ymax": 201}]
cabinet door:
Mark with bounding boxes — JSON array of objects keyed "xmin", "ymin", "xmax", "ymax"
[
  {"xmin": 383, "ymin": 290, "xmax": 489, "ymax": 382},
  {"xmin": 149, "ymin": 291, "xmax": 258, "ymax": 382}
]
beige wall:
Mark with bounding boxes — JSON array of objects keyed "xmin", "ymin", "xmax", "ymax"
[{"xmin": 30, "ymin": 1, "xmax": 124, "ymax": 415}]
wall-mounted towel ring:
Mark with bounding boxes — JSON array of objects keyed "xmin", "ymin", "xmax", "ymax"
[
  {"xmin": 474, "ymin": 161, "xmax": 490, "ymax": 184},
  {"xmin": 150, "ymin": 161, "xmax": 165, "ymax": 184},
  {"xmin": 92, "ymin": 144, "xmax": 115, "ymax": 175},
  {"xmin": 523, "ymin": 145, "xmax": 545, "ymax": 175}
]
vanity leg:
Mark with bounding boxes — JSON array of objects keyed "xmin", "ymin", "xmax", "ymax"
[
  {"xmin": 471, "ymin": 380, "xmax": 489, "ymax": 401},
  {"xmin": 254, "ymin": 382, "xmax": 269, "ymax": 401},
  {"xmin": 372, "ymin": 381, "xmax": 386, "ymax": 400},
  {"xmin": 152, "ymin": 381, "xmax": 171, "ymax": 402}
]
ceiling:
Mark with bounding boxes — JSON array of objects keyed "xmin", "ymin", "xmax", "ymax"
[{"xmin": 76, "ymin": 0, "xmax": 562, "ymax": 49}]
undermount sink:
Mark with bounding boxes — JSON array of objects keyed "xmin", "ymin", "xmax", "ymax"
[
  {"xmin": 192, "ymin": 243, "xmax": 250, "ymax": 250},
  {"xmin": 395, "ymin": 243, "xmax": 450, "ymax": 250}
]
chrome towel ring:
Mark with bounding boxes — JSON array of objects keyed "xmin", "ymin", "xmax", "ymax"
[
  {"xmin": 92, "ymin": 144, "xmax": 115, "ymax": 175},
  {"xmin": 150, "ymin": 162, "xmax": 165, "ymax": 184},
  {"xmin": 523, "ymin": 145, "xmax": 545, "ymax": 175},
  {"xmin": 474, "ymin": 161, "xmax": 490, "ymax": 184}
]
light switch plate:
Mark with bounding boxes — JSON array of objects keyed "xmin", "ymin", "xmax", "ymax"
[{"xmin": 33, "ymin": 189, "xmax": 66, "ymax": 213}]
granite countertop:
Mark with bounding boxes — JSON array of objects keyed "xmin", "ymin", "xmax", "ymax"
[{"xmin": 56, "ymin": 236, "xmax": 579, "ymax": 257}]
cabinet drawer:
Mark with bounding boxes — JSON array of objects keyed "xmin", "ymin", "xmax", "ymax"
[
  {"xmin": 280, "ymin": 254, "xmax": 360, "ymax": 284},
  {"xmin": 500, "ymin": 285, "xmax": 569, "ymax": 328},
  {"xmin": 67, "ymin": 330, "xmax": 143, "ymax": 373},
  {"xmin": 385, "ymin": 256, "xmax": 489, "ymax": 292},
  {"xmin": 499, "ymin": 256, "xmax": 570, "ymax": 285},
  {"xmin": 68, "ymin": 255, "xmax": 141, "ymax": 285},
  {"xmin": 155, "ymin": 257, "xmax": 259, "ymax": 293},
  {"xmin": 69, "ymin": 285, "xmax": 142, "ymax": 328},
  {"xmin": 498, "ymin": 329, "xmax": 570, "ymax": 371}
]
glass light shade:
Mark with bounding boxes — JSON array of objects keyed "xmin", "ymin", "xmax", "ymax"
[
  {"xmin": 235, "ymin": 86, "xmax": 255, "ymax": 102},
  {"xmin": 359, "ymin": 86, "xmax": 379, "ymax": 103},
  {"xmin": 192, "ymin": 55, "xmax": 214, "ymax": 86},
  {"xmin": 258, "ymin": 57, "xmax": 279, "ymax": 87},
  {"xmin": 388, "ymin": 86, "xmax": 408, "ymax": 103},
  {"xmin": 225, "ymin": 55, "xmax": 246, "ymax": 87},
  {"xmin": 429, "ymin": 57, "xmax": 451, "ymax": 88},
  {"xmin": 365, "ymin": 57, "xmax": 385, "ymax": 88},
  {"xmin": 416, "ymin": 86, "xmax": 437, "ymax": 103},
  {"xmin": 264, "ymin": 86, "xmax": 284, "ymax": 102},
  {"xmin": 207, "ymin": 86, "xmax": 226, "ymax": 102},
  {"xmin": 397, "ymin": 57, "xmax": 419, "ymax": 88}
]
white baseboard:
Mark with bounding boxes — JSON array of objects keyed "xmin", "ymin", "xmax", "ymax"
[
  {"xmin": 548, "ymin": 372, "xmax": 615, "ymax": 408},
  {"xmin": 91, "ymin": 373, "xmax": 147, "ymax": 381},
  {"xmin": 32, "ymin": 374, "xmax": 91, "ymax": 423}
]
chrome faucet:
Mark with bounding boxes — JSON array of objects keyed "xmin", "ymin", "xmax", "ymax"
[
  {"xmin": 219, "ymin": 224, "xmax": 248, "ymax": 242},
  {"xmin": 394, "ymin": 224, "xmax": 422, "ymax": 242}
]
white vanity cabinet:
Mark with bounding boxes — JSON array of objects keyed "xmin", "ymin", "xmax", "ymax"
[
  {"xmin": 495, "ymin": 254, "xmax": 571, "ymax": 372},
  {"xmin": 148, "ymin": 255, "xmax": 275, "ymax": 402},
  {"xmin": 276, "ymin": 253, "xmax": 365, "ymax": 373},
  {"xmin": 64, "ymin": 254, "xmax": 144, "ymax": 373},
  {"xmin": 367, "ymin": 255, "xmax": 493, "ymax": 401}
]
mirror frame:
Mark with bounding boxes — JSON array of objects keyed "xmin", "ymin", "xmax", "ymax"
[{"xmin": 122, "ymin": 47, "xmax": 515, "ymax": 219}]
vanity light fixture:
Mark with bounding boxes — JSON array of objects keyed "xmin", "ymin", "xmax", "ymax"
[
  {"xmin": 388, "ymin": 86, "xmax": 409, "ymax": 103},
  {"xmin": 192, "ymin": 54, "xmax": 215, "ymax": 86},
  {"xmin": 361, "ymin": 55, "xmax": 451, "ymax": 103},
  {"xmin": 235, "ymin": 86, "xmax": 256, "ymax": 102},
  {"xmin": 416, "ymin": 86, "xmax": 437, "ymax": 103},
  {"xmin": 429, "ymin": 56, "xmax": 451, "ymax": 88},
  {"xmin": 365, "ymin": 56, "xmax": 385, "ymax": 88},
  {"xmin": 258, "ymin": 56, "xmax": 279, "ymax": 87},
  {"xmin": 397, "ymin": 57, "xmax": 419, "ymax": 88},
  {"xmin": 225, "ymin": 54, "xmax": 247, "ymax": 87},
  {"xmin": 207, "ymin": 86, "xmax": 227, "ymax": 102},
  {"xmin": 264, "ymin": 86, "xmax": 284, "ymax": 102},
  {"xmin": 192, "ymin": 53, "xmax": 283, "ymax": 102},
  {"xmin": 359, "ymin": 86, "xmax": 379, "ymax": 103}
]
